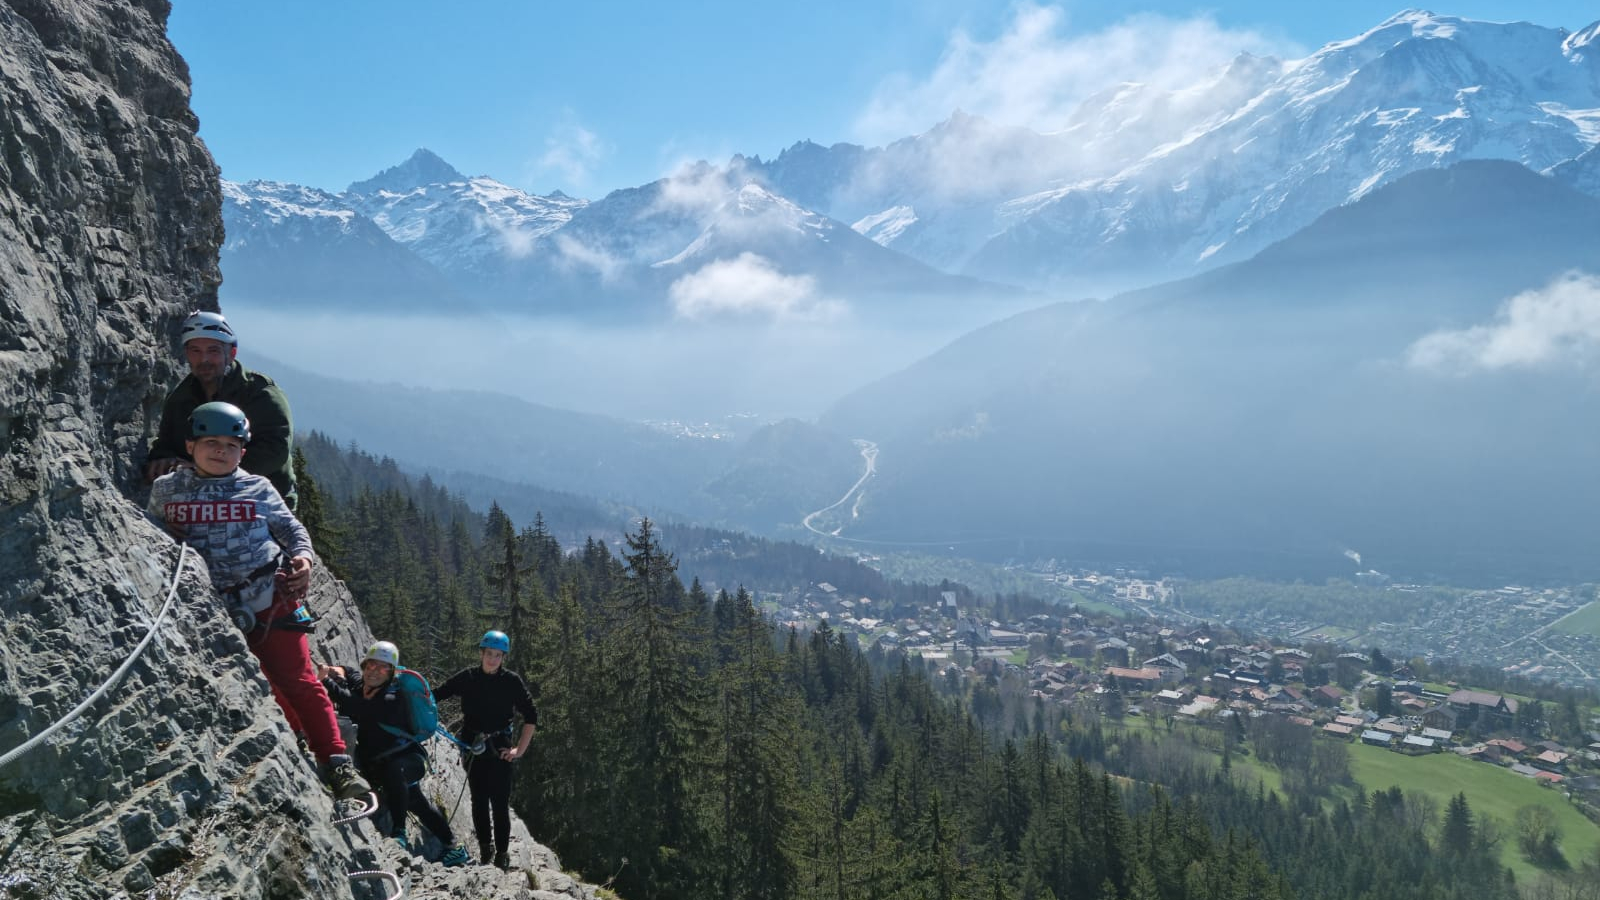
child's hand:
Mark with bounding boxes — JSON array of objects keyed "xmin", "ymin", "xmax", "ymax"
[{"xmin": 285, "ymin": 555, "xmax": 313, "ymax": 594}]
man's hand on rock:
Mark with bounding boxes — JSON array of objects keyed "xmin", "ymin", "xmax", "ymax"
[{"xmin": 143, "ymin": 457, "xmax": 191, "ymax": 481}]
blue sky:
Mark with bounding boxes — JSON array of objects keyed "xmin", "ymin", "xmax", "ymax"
[{"xmin": 167, "ymin": 2, "xmax": 1599, "ymax": 197}]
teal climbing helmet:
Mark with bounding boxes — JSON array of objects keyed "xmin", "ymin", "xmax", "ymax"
[
  {"xmin": 179, "ymin": 310, "xmax": 237, "ymax": 346},
  {"xmin": 189, "ymin": 401, "xmax": 251, "ymax": 443},
  {"xmin": 480, "ymin": 630, "xmax": 510, "ymax": 653}
]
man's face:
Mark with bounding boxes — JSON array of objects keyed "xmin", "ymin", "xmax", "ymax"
[
  {"xmin": 185, "ymin": 435, "xmax": 245, "ymax": 478},
  {"xmin": 184, "ymin": 338, "xmax": 235, "ymax": 386},
  {"xmin": 361, "ymin": 659, "xmax": 394, "ymax": 690}
]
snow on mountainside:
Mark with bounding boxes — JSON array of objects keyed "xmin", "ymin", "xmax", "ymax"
[
  {"xmin": 346, "ymin": 176, "xmax": 586, "ymax": 274},
  {"xmin": 747, "ymin": 10, "xmax": 1600, "ymax": 294},
  {"xmin": 221, "ymin": 11, "xmax": 1600, "ymax": 311},
  {"xmin": 1553, "ymin": 142, "xmax": 1600, "ymax": 196},
  {"xmin": 221, "ymin": 155, "xmax": 1003, "ymax": 316},
  {"xmin": 221, "ymin": 180, "xmax": 465, "ymax": 309}
]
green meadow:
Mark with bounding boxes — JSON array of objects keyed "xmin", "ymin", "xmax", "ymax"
[
  {"xmin": 1348, "ymin": 744, "xmax": 1600, "ymax": 882},
  {"xmin": 1551, "ymin": 601, "xmax": 1600, "ymax": 637}
]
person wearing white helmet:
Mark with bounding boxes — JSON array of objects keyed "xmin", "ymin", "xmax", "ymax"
[
  {"xmin": 145, "ymin": 310, "xmax": 299, "ymax": 510},
  {"xmin": 320, "ymin": 641, "xmax": 471, "ymax": 867}
]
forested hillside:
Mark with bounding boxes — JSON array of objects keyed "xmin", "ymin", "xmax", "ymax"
[{"xmin": 294, "ymin": 441, "xmax": 1591, "ymax": 900}]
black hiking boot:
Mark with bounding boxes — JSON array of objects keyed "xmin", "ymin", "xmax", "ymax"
[
  {"xmin": 321, "ymin": 754, "xmax": 370, "ymax": 801},
  {"xmin": 494, "ymin": 850, "xmax": 511, "ymax": 870}
]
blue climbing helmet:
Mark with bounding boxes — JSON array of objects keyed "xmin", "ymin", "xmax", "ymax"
[
  {"xmin": 480, "ymin": 630, "xmax": 510, "ymax": 653},
  {"xmin": 189, "ymin": 401, "xmax": 251, "ymax": 443},
  {"xmin": 179, "ymin": 310, "xmax": 237, "ymax": 346}
]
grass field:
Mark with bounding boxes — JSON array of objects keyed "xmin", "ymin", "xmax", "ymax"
[
  {"xmin": 1348, "ymin": 744, "xmax": 1600, "ymax": 881},
  {"xmin": 1112, "ymin": 717, "xmax": 1286, "ymax": 796},
  {"xmin": 1551, "ymin": 600, "xmax": 1600, "ymax": 637}
]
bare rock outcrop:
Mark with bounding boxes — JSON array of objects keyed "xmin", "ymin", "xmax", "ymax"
[{"xmin": 0, "ymin": 2, "xmax": 598, "ymax": 897}]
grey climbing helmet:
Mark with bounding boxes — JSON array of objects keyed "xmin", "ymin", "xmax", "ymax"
[{"xmin": 189, "ymin": 401, "xmax": 251, "ymax": 443}]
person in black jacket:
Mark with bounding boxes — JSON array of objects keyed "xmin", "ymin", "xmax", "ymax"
[
  {"xmin": 320, "ymin": 640, "xmax": 469, "ymax": 867},
  {"xmin": 433, "ymin": 629, "xmax": 538, "ymax": 870}
]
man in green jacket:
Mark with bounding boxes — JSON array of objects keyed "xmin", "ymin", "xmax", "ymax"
[{"xmin": 144, "ymin": 311, "xmax": 298, "ymax": 510}]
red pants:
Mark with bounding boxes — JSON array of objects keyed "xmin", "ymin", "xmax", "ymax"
[{"xmin": 249, "ymin": 625, "xmax": 345, "ymax": 762}]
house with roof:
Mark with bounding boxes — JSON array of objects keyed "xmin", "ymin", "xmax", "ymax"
[
  {"xmin": 1533, "ymin": 750, "xmax": 1569, "ymax": 771},
  {"xmin": 1104, "ymin": 666, "xmax": 1163, "ymax": 692},
  {"xmin": 1361, "ymin": 730, "xmax": 1395, "ymax": 747},
  {"xmin": 1401, "ymin": 735, "xmax": 1437, "ymax": 754},
  {"xmin": 1488, "ymin": 738, "xmax": 1528, "ymax": 757},
  {"xmin": 1322, "ymin": 723, "xmax": 1354, "ymax": 740},
  {"xmin": 1421, "ymin": 704, "xmax": 1459, "ymax": 732},
  {"xmin": 1177, "ymin": 696, "xmax": 1221, "ymax": 718},
  {"xmin": 1447, "ymin": 690, "xmax": 1519, "ymax": 729},
  {"xmin": 1421, "ymin": 727, "xmax": 1453, "ymax": 744},
  {"xmin": 1142, "ymin": 653, "xmax": 1188, "ymax": 684},
  {"xmin": 1311, "ymin": 685, "xmax": 1344, "ymax": 708}
]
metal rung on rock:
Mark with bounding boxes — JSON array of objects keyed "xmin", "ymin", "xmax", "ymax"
[
  {"xmin": 332, "ymin": 791, "xmax": 380, "ymax": 826},
  {"xmin": 347, "ymin": 868, "xmax": 403, "ymax": 900}
]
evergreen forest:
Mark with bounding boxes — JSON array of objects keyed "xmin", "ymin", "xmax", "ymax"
[{"xmin": 293, "ymin": 441, "xmax": 1598, "ymax": 900}]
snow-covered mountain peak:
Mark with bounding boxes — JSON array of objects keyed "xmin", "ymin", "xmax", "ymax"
[
  {"xmin": 347, "ymin": 148, "xmax": 466, "ymax": 194},
  {"xmin": 1566, "ymin": 19, "xmax": 1600, "ymax": 55},
  {"xmin": 220, "ymin": 179, "xmax": 353, "ymax": 227},
  {"xmin": 344, "ymin": 175, "xmax": 587, "ymax": 269}
]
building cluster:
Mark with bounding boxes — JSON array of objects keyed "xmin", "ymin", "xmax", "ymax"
[{"xmin": 773, "ymin": 578, "xmax": 1600, "ymax": 799}]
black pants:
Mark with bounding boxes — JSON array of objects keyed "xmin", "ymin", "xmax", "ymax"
[
  {"xmin": 468, "ymin": 754, "xmax": 513, "ymax": 856},
  {"xmin": 368, "ymin": 750, "xmax": 454, "ymax": 844}
]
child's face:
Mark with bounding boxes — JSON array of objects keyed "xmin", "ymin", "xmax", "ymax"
[{"xmin": 186, "ymin": 435, "xmax": 246, "ymax": 477}]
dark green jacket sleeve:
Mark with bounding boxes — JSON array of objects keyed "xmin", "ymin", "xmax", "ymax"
[
  {"xmin": 146, "ymin": 382, "xmax": 194, "ymax": 463},
  {"xmin": 226, "ymin": 365, "xmax": 297, "ymax": 509},
  {"xmin": 237, "ymin": 376, "xmax": 293, "ymax": 490}
]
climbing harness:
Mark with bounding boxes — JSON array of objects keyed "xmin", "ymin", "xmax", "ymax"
[
  {"xmin": 0, "ymin": 544, "xmax": 191, "ymax": 771},
  {"xmin": 222, "ymin": 556, "xmax": 317, "ymax": 638}
]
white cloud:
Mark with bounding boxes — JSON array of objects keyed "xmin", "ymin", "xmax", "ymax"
[
  {"xmin": 668, "ymin": 252, "xmax": 844, "ymax": 322},
  {"xmin": 484, "ymin": 215, "xmax": 537, "ymax": 258},
  {"xmin": 534, "ymin": 116, "xmax": 608, "ymax": 190},
  {"xmin": 1406, "ymin": 272, "xmax": 1600, "ymax": 372},
  {"xmin": 552, "ymin": 233, "xmax": 623, "ymax": 282},
  {"xmin": 653, "ymin": 161, "xmax": 734, "ymax": 217},
  {"xmin": 854, "ymin": 4, "xmax": 1293, "ymax": 142}
]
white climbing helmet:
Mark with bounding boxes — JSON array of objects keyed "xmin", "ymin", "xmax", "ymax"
[
  {"xmin": 363, "ymin": 640, "xmax": 400, "ymax": 668},
  {"xmin": 179, "ymin": 310, "xmax": 237, "ymax": 346}
]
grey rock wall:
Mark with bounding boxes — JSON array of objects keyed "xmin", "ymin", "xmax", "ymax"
[{"xmin": 0, "ymin": 1, "xmax": 598, "ymax": 897}]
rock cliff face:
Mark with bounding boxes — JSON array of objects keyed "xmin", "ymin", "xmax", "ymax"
[{"xmin": 0, "ymin": 2, "xmax": 593, "ymax": 897}]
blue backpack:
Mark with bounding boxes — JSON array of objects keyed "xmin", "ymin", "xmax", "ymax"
[{"xmin": 379, "ymin": 668, "xmax": 440, "ymax": 747}]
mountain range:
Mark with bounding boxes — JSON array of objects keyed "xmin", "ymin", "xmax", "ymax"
[
  {"xmin": 220, "ymin": 10, "xmax": 1600, "ymax": 314},
  {"xmin": 216, "ymin": 10, "xmax": 1600, "ymax": 583},
  {"xmin": 816, "ymin": 159, "xmax": 1600, "ymax": 583}
]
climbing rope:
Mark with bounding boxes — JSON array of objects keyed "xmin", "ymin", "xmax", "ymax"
[{"xmin": 0, "ymin": 543, "xmax": 192, "ymax": 771}]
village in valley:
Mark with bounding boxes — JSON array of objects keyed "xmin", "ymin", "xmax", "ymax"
[{"xmin": 761, "ymin": 567, "xmax": 1600, "ymax": 816}]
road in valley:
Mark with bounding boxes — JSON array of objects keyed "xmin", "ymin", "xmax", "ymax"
[{"xmin": 802, "ymin": 439, "xmax": 877, "ymax": 539}]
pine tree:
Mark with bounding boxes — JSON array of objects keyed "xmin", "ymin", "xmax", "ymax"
[
  {"xmin": 1441, "ymin": 793, "xmax": 1474, "ymax": 856},
  {"xmin": 600, "ymin": 519, "xmax": 710, "ymax": 899}
]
